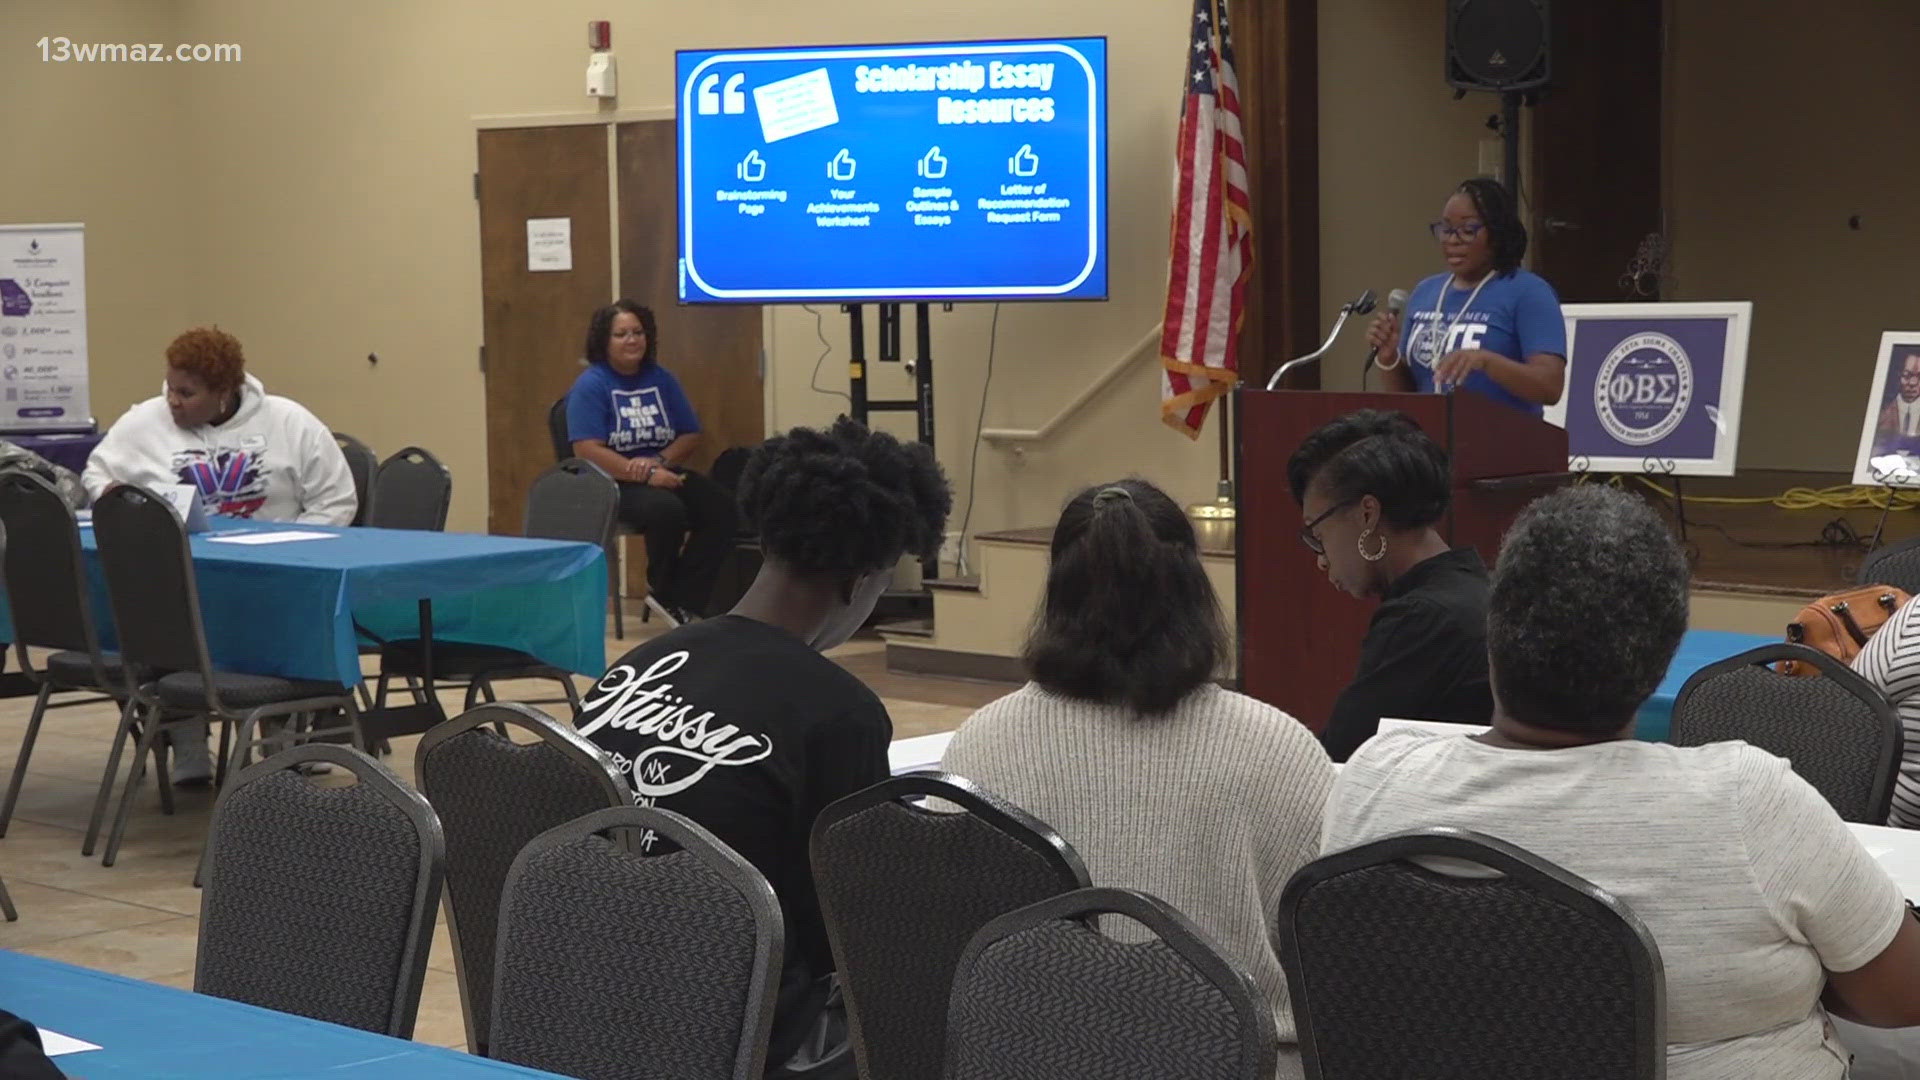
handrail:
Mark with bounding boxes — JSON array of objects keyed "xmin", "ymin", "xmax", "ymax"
[{"xmin": 979, "ymin": 325, "xmax": 1163, "ymax": 444}]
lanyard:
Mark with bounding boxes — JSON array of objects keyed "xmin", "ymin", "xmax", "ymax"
[{"xmin": 1423, "ymin": 273, "xmax": 1491, "ymax": 366}]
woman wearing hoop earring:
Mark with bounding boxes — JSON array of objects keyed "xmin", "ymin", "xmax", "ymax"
[
  {"xmin": 1287, "ymin": 411, "xmax": 1494, "ymax": 762},
  {"xmin": 1366, "ymin": 177, "xmax": 1567, "ymax": 414}
]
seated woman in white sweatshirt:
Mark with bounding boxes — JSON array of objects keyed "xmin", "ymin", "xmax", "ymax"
[
  {"xmin": 83, "ymin": 326, "xmax": 356, "ymax": 526},
  {"xmin": 941, "ymin": 479, "xmax": 1335, "ymax": 1080},
  {"xmin": 84, "ymin": 326, "xmax": 357, "ymax": 785}
]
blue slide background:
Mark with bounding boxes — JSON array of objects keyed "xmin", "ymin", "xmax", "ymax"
[{"xmin": 676, "ymin": 38, "xmax": 1107, "ymax": 304}]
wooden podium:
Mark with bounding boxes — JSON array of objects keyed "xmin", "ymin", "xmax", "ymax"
[{"xmin": 1234, "ymin": 389, "xmax": 1568, "ymax": 729}]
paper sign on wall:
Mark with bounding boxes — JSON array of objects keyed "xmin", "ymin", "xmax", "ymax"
[
  {"xmin": 0, "ymin": 223, "xmax": 91, "ymax": 432},
  {"xmin": 527, "ymin": 217, "xmax": 573, "ymax": 272}
]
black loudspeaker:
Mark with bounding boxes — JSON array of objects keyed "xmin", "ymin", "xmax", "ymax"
[{"xmin": 1446, "ymin": 0, "xmax": 1551, "ymax": 92}]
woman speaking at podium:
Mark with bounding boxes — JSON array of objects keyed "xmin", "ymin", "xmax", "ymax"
[{"xmin": 1366, "ymin": 178, "xmax": 1567, "ymax": 415}]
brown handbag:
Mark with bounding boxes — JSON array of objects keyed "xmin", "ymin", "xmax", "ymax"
[{"xmin": 1782, "ymin": 585, "xmax": 1913, "ymax": 675}]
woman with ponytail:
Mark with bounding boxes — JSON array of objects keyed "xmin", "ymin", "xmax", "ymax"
[{"xmin": 942, "ymin": 478, "xmax": 1333, "ymax": 1079}]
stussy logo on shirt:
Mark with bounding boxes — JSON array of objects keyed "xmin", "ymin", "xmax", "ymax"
[
  {"xmin": 173, "ymin": 446, "xmax": 270, "ymax": 518},
  {"xmin": 609, "ymin": 387, "xmax": 673, "ymax": 452},
  {"xmin": 577, "ymin": 650, "xmax": 774, "ymax": 800}
]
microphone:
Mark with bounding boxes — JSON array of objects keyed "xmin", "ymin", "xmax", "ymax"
[
  {"xmin": 1265, "ymin": 289, "xmax": 1379, "ymax": 390},
  {"xmin": 1362, "ymin": 288, "xmax": 1410, "ymax": 377}
]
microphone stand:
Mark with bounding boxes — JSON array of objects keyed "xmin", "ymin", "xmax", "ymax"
[{"xmin": 1265, "ymin": 290, "xmax": 1376, "ymax": 390}]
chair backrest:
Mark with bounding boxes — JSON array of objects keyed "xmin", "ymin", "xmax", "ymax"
[
  {"xmin": 1672, "ymin": 642, "xmax": 1901, "ymax": 823},
  {"xmin": 1279, "ymin": 828, "xmax": 1665, "ymax": 1080},
  {"xmin": 197, "ymin": 744, "xmax": 446, "ymax": 1039},
  {"xmin": 490, "ymin": 806, "xmax": 783, "ymax": 1080},
  {"xmin": 414, "ymin": 703, "xmax": 630, "ymax": 1053},
  {"xmin": 1861, "ymin": 536, "xmax": 1920, "ymax": 593},
  {"xmin": 947, "ymin": 887, "xmax": 1277, "ymax": 1080},
  {"xmin": 547, "ymin": 397, "xmax": 572, "ymax": 465},
  {"xmin": 91, "ymin": 484, "xmax": 216, "ymax": 680},
  {"xmin": 524, "ymin": 459, "xmax": 617, "ymax": 546},
  {"xmin": 810, "ymin": 772, "xmax": 1091, "ymax": 1080},
  {"xmin": 0, "ymin": 470, "xmax": 105, "ymax": 671},
  {"xmin": 369, "ymin": 446, "xmax": 451, "ymax": 532},
  {"xmin": 334, "ymin": 432, "xmax": 378, "ymax": 527}
]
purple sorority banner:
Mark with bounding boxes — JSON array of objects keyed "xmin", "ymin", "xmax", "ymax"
[{"xmin": 1566, "ymin": 316, "xmax": 1732, "ymax": 463}]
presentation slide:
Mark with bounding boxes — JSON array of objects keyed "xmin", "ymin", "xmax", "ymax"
[{"xmin": 676, "ymin": 37, "xmax": 1107, "ymax": 304}]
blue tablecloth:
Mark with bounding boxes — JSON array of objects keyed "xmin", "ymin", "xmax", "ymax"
[
  {"xmin": 0, "ymin": 519, "xmax": 606, "ymax": 686},
  {"xmin": 1636, "ymin": 629, "xmax": 1777, "ymax": 741},
  {"xmin": 1, "ymin": 952, "xmax": 566, "ymax": 1078}
]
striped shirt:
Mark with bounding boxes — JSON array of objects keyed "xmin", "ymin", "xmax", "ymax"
[{"xmin": 1852, "ymin": 597, "xmax": 1920, "ymax": 827}]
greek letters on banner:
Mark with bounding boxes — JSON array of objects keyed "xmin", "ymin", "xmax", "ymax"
[
  {"xmin": 1543, "ymin": 301, "xmax": 1752, "ymax": 477},
  {"xmin": 0, "ymin": 224, "xmax": 91, "ymax": 433}
]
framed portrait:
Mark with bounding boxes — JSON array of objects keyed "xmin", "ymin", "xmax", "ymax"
[
  {"xmin": 1542, "ymin": 301, "xmax": 1752, "ymax": 476},
  {"xmin": 1851, "ymin": 332, "xmax": 1920, "ymax": 488}
]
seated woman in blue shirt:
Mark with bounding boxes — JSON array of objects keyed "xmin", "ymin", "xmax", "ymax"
[
  {"xmin": 1366, "ymin": 178, "xmax": 1567, "ymax": 414},
  {"xmin": 566, "ymin": 300, "xmax": 738, "ymax": 625}
]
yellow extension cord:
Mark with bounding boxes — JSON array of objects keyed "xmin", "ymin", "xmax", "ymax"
[{"xmin": 1597, "ymin": 475, "xmax": 1920, "ymax": 514}]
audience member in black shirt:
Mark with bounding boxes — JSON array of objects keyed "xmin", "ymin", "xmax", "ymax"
[
  {"xmin": 1287, "ymin": 410, "xmax": 1493, "ymax": 761},
  {"xmin": 576, "ymin": 417, "xmax": 951, "ymax": 1078},
  {"xmin": 0, "ymin": 1011, "xmax": 65, "ymax": 1080}
]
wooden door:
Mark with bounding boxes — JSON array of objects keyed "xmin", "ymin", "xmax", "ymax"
[
  {"xmin": 1528, "ymin": 0, "xmax": 1665, "ymax": 302},
  {"xmin": 615, "ymin": 120, "xmax": 763, "ymax": 474},
  {"xmin": 477, "ymin": 125, "xmax": 613, "ymax": 535}
]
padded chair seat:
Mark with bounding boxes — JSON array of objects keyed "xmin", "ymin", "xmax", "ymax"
[
  {"xmin": 44, "ymin": 651, "xmax": 129, "ymax": 691},
  {"xmin": 379, "ymin": 640, "xmax": 551, "ymax": 679},
  {"xmin": 155, "ymin": 671, "xmax": 351, "ymax": 710}
]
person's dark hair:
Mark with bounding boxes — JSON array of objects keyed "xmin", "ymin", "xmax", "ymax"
[
  {"xmin": 1456, "ymin": 177, "xmax": 1528, "ymax": 274},
  {"xmin": 735, "ymin": 417, "xmax": 951, "ymax": 574},
  {"xmin": 584, "ymin": 299, "xmax": 658, "ymax": 367},
  {"xmin": 1024, "ymin": 479, "xmax": 1227, "ymax": 716},
  {"xmin": 1285, "ymin": 410, "xmax": 1451, "ymax": 531},
  {"xmin": 1489, "ymin": 485, "xmax": 1689, "ymax": 734}
]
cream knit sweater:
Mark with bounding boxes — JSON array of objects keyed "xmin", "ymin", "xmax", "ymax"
[{"xmin": 941, "ymin": 682, "xmax": 1335, "ymax": 1059}]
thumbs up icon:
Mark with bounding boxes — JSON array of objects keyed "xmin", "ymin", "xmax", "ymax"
[
  {"xmin": 827, "ymin": 148, "xmax": 857, "ymax": 182},
  {"xmin": 736, "ymin": 150, "xmax": 767, "ymax": 183},
  {"xmin": 917, "ymin": 146, "xmax": 949, "ymax": 179},
  {"xmin": 1008, "ymin": 144, "xmax": 1040, "ymax": 177}
]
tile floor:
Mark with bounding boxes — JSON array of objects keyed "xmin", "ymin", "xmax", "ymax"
[{"xmin": 0, "ymin": 617, "xmax": 1007, "ymax": 1054}]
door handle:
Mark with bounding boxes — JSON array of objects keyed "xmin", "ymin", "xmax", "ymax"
[{"xmin": 1543, "ymin": 217, "xmax": 1580, "ymax": 234}]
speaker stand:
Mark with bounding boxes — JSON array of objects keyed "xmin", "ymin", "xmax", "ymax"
[{"xmin": 1500, "ymin": 90, "xmax": 1522, "ymax": 193}]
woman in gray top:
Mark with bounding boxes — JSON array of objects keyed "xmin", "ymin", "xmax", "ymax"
[
  {"xmin": 1325, "ymin": 485, "xmax": 1920, "ymax": 1079},
  {"xmin": 942, "ymin": 479, "xmax": 1334, "ymax": 1080}
]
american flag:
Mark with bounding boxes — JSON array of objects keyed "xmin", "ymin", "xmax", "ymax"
[{"xmin": 1160, "ymin": 0, "xmax": 1252, "ymax": 438}]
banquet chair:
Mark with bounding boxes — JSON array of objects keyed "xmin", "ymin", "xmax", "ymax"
[
  {"xmin": 1279, "ymin": 827, "xmax": 1665, "ymax": 1080},
  {"xmin": 372, "ymin": 460, "xmax": 610, "ymax": 717},
  {"xmin": 549, "ymin": 397, "xmax": 636, "ymax": 638},
  {"xmin": 0, "ymin": 873, "xmax": 12, "ymax": 921},
  {"xmin": 947, "ymin": 887, "xmax": 1276, "ymax": 1080},
  {"xmin": 197, "ymin": 744, "xmax": 443, "ymax": 1039},
  {"xmin": 413, "ymin": 703, "xmax": 629, "ymax": 1055},
  {"xmin": 367, "ymin": 446, "xmax": 451, "ymax": 532},
  {"xmin": 490, "ymin": 806, "xmax": 782, "ymax": 1080},
  {"xmin": 0, "ymin": 470, "xmax": 167, "ymax": 855},
  {"xmin": 91, "ymin": 484, "xmax": 366, "ymax": 867},
  {"xmin": 1860, "ymin": 536, "xmax": 1920, "ymax": 594},
  {"xmin": 1672, "ymin": 642, "xmax": 1900, "ymax": 824},
  {"xmin": 809, "ymin": 771, "xmax": 1090, "ymax": 1080},
  {"xmin": 334, "ymin": 432, "xmax": 378, "ymax": 527}
]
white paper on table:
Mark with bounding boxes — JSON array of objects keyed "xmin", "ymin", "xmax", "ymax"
[
  {"xmin": 38, "ymin": 1029, "xmax": 101, "ymax": 1057},
  {"xmin": 204, "ymin": 530, "xmax": 339, "ymax": 546}
]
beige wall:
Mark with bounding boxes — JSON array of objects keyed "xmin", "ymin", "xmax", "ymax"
[
  {"xmin": 11, "ymin": 0, "xmax": 1912, "ymax": 542},
  {"xmin": 3, "ymin": 0, "xmax": 192, "ymax": 426},
  {"xmin": 1667, "ymin": 0, "xmax": 1920, "ymax": 472}
]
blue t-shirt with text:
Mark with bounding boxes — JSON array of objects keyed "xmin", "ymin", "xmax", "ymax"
[
  {"xmin": 565, "ymin": 362, "xmax": 702, "ymax": 459},
  {"xmin": 1398, "ymin": 268, "xmax": 1566, "ymax": 416}
]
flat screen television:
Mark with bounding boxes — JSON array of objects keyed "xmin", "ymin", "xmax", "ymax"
[{"xmin": 676, "ymin": 37, "xmax": 1108, "ymax": 304}]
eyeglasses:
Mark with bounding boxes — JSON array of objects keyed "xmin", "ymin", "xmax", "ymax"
[
  {"xmin": 1429, "ymin": 221, "xmax": 1485, "ymax": 242},
  {"xmin": 1300, "ymin": 498, "xmax": 1359, "ymax": 555}
]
